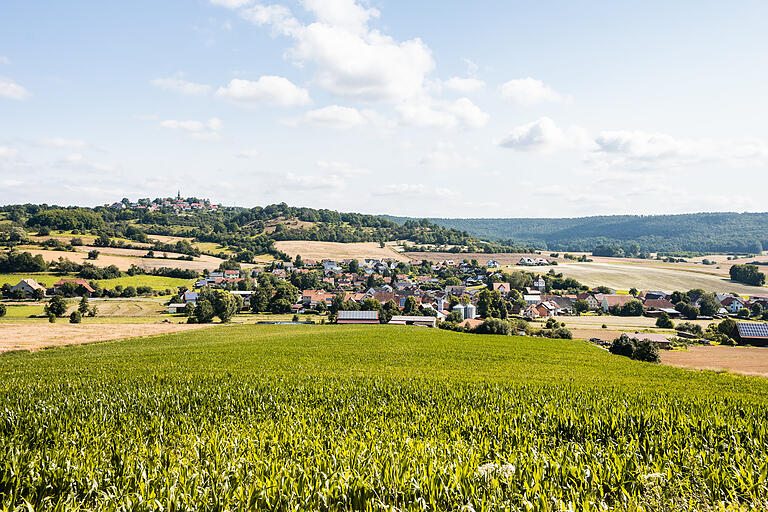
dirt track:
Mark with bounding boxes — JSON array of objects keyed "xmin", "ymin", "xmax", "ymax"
[
  {"xmin": 661, "ymin": 346, "xmax": 768, "ymax": 378},
  {"xmin": 0, "ymin": 323, "xmax": 211, "ymax": 353}
]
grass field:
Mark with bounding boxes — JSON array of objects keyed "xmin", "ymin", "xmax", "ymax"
[
  {"xmin": 0, "ymin": 273, "xmax": 193, "ymax": 292},
  {"xmin": 1, "ymin": 325, "xmax": 767, "ymax": 510}
]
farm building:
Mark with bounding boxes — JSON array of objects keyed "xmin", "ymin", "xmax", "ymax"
[
  {"xmin": 337, "ymin": 310, "xmax": 379, "ymax": 324},
  {"xmin": 53, "ymin": 278, "xmax": 95, "ymax": 297},
  {"xmin": 10, "ymin": 278, "xmax": 46, "ymax": 298},
  {"xmin": 622, "ymin": 332, "xmax": 672, "ymax": 350},
  {"xmin": 736, "ymin": 323, "xmax": 768, "ymax": 346},
  {"xmin": 168, "ymin": 303, "xmax": 187, "ymax": 314},
  {"xmin": 388, "ymin": 316, "xmax": 437, "ymax": 327}
]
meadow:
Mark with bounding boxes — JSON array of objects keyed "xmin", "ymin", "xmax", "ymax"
[{"xmin": 1, "ymin": 325, "xmax": 767, "ymax": 510}]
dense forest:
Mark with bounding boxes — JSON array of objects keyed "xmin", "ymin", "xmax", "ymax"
[{"xmin": 385, "ymin": 213, "xmax": 768, "ymax": 254}]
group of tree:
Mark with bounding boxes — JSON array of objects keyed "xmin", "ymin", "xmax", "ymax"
[
  {"xmin": 609, "ymin": 334, "xmax": 660, "ymax": 363},
  {"xmin": 188, "ymin": 288, "xmax": 242, "ymax": 323},
  {"xmin": 730, "ymin": 264, "xmax": 766, "ymax": 286}
]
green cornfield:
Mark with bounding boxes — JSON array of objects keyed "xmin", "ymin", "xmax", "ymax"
[{"xmin": 1, "ymin": 325, "xmax": 767, "ymax": 511}]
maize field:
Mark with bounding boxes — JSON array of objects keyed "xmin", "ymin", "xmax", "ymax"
[{"xmin": 1, "ymin": 325, "xmax": 767, "ymax": 511}]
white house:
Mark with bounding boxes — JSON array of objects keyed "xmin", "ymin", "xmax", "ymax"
[{"xmin": 10, "ymin": 278, "xmax": 46, "ymax": 298}]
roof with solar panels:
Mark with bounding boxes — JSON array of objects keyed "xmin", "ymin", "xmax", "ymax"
[{"xmin": 736, "ymin": 322, "xmax": 768, "ymax": 341}]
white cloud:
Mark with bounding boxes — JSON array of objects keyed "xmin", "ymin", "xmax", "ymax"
[
  {"xmin": 240, "ymin": 4, "xmax": 301, "ymax": 35},
  {"xmin": 398, "ymin": 97, "xmax": 489, "ymax": 129},
  {"xmin": 282, "ymin": 171, "xmax": 343, "ymax": 190},
  {"xmin": 159, "ymin": 118, "xmax": 223, "ymax": 140},
  {"xmin": 591, "ymin": 130, "xmax": 768, "ymax": 171},
  {"xmin": 0, "ymin": 56, "xmax": 9, "ymax": 65},
  {"xmin": 444, "ymin": 77, "xmax": 485, "ymax": 93},
  {"xmin": 41, "ymin": 138, "xmax": 89, "ymax": 149},
  {"xmin": 151, "ymin": 76, "xmax": 212, "ymax": 96},
  {"xmin": 210, "ymin": 0, "xmax": 252, "ymax": 8},
  {"xmin": 500, "ymin": 77, "xmax": 565, "ymax": 105},
  {"xmin": 419, "ymin": 142, "xmax": 478, "ymax": 169},
  {"xmin": 315, "ymin": 160, "xmax": 370, "ymax": 177},
  {"xmin": 0, "ymin": 76, "xmax": 31, "ymax": 100},
  {"xmin": 216, "ymin": 76, "xmax": 311, "ymax": 106},
  {"xmin": 236, "ymin": 149, "xmax": 261, "ymax": 159},
  {"xmin": 373, "ymin": 183, "xmax": 459, "ymax": 198},
  {"xmin": 239, "ymin": 1, "xmax": 435, "ymax": 103},
  {"xmin": 447, "ymin": 97, "xmax": 489, "ymax": 129},
  {"xmin": 0, "ymin": 146, "xmax": 18, "ymax": 158},
  {"xmin": 302, "ymin": 0, "xmax": 380, "ymax": 36},
  {"xmin": 497, "ymin": 117, "xmax": 594, "ymax": 152},
  {"xmin": 303, "ymin": 105, "xmax": 369, "ymax": 130}
]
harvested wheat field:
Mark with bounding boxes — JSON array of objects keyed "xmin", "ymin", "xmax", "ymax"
[
  {"xmin": 661, "ymin": 346, "xmax": 768, "ymax": 378},
  {"xmin": 532, "ymin": 262, "xmax": 764, "ymax": 295},
  {"xmin": 404, "ymin": 251, "xmax": 565, "ymax": 265},
  {"xmin": 0, "ymin": 323, "xmax": 212, "ymax": 353},
  {"xmin": 23, "ymin": 248, "xmax": 246, "ymax": 272},
  {"xmin": 276, "ymin": 241, "xmax": 410, "ymax": 262}
]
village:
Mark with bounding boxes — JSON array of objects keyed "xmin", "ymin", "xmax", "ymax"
[{"xmin": 6, "ymin": 253, "xmax": 747, "ymax": 347}]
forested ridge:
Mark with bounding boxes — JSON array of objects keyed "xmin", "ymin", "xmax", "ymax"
[
  {"xmin": 0, "ymin": 201, "xmax": 522, "ymax": 258},
  {"xmin": 4, "ymin": 202, "xmax": 767, "ymax": 256},
  {"xmin": 385, "ymin": 212, "xmax": 768, "ymax": 253}
]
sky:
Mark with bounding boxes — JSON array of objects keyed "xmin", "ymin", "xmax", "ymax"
[{"xmin": 1, "ymin": 0, "xmax": 767, "ymax": 218}]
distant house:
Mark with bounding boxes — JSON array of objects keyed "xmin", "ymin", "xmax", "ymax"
[
  {"xmin": 577, "ymin": 293, "xmax": 601, "ymax": 310},
  {"xmin": 642, "ymin": 298, "xmax": 675, "ymax": 311},
  {"xmin": 53, "ymin": 278, "xmax": 95, "ymax": 297},
  {"xmin": 445, "ymin": 285, "xmax": 466, "ymax": 296},
  {"xmin": 337, "ymin": 310, "xmax": 379, "ymax": 324},
  {"xmin": 601, "ymin": 295, "xmax": 635, "ymax": 313},
  {"xmin": 11, "ymin": 278, "xmax": 46, "ymax": 298},
  {"xmin": 542, "ymin": 295, "xmax": 574, "ymax": 314},
  {"xmin": 641, "ymin": 291, "xmax": 667, "ymax": 301},
  {"xmin": 492, "ymin": 282, "xmax": 514, "ymax": 295},
  {"xmin": 535, "ymin": 301, "xmax": 559, "ymax": 317},
  {"xmin": 623, "ymin": 332, "xmax": 672, "ymax": 350},
  {"xmin": 721, "ymin": 296, "xmax": 745, "ymax": 314},
  {"xmin": 183, "ymin": 291, "xmax": 199, "ymax": 303},
  {"xmin": 486, "ymin": 259, "xmax": 500, "ymax": 268},
  {"xmin": 523, "ymin": 294, "xmax": 542, "ymax": 306},
  {"xmin": 736, "ymin": 323, "xmax": 768, "ymax": 346},
  {"xmin": 532, "ymin": 276, "xmax": 546, "ymax": 292},
  {"xmin": 388, "ymin": 315, "xmax": 437, "ymax": 328}
]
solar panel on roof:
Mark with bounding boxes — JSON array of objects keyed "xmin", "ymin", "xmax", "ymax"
[
  {"xmin": 736, "ymin": 323, "xmax": 768, "ymax": 338},
  {"xmin": 338, "ymin": 310, "xmax": 379, "ymax": 320}
]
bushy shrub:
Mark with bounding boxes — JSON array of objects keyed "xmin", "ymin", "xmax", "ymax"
[
  {"xmin": 473, "ymin": 318, "xmax": 510, "ymax": 335},
  {"xmin": 609, "ymin": 334, "xmax": 635, "ymax": 357},
  {"xmin": 632, "ymin": 338, "xmax": 660, "ymax": 363},
  {"xmin": 677, "ymin": 322, "xmax": 703, "ymax": 337},
  {"xmin": 552, "ymin": 327, "xmax": 573, "ymax": 339},
  {"xmin": 69, "ymin": 311, "xmax": 82, "ymax": 324},
  {"xmin": 609, "ymin": 334, "xmax": 660, "ymax": 363},
  {"xmin": 655, "ymin": 313, "xmax": 674, "ymax": 329}
]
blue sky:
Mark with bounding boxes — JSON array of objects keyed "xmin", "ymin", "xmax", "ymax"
[{"xmin": 1, "ymin": 0, "xmax": 767, "ymax": 217}]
